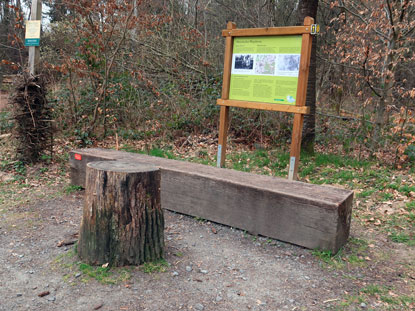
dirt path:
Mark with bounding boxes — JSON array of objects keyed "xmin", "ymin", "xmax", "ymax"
[{"xmin": 0, "ymin": 180, "xmax": 414, "ymax": 311}]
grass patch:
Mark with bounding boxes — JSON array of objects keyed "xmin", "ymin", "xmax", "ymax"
[
  {"xmin": 398, "ymin": 185, "xmax": 415, "ymax": 196},
  {"xmin": 313, "ymin": 153, "xmax": 370, "ymax": 169},
  {"xmin": 226, "ymin": 149, "xmax": 290, "ymax": 176},
  {"xmin": 54, "ymin": 247, "xmax": 132, "ymax": 284},
  {"xmin": 120, "ymin": 145, "xmax": 176, "ymax": 159},
  {"xmin": 312, "ymin": 249, "xmax": 345, "ymax": 269},
  {"xmin": 385, "ymin": 214, "xmax": 415, "ymax": 246},
  {"xmin": 78, "ymin": 263, "xmax": 116, "ymax": 284},
  {"xmin": 119, "ymin": 145, "xmax": 142, "ymax": 154},
  {"xmin": 406, "ymin": 201, "xmax": 415, "ymax": 212},
  {"xmin": 64, "ymin": 184, "xmax": 83, "ymax": 194},
  {"xmin": 0, "ymin": 111, "xmax": 13, "ymax": 133},
  {"xmin": 148, "ymin": 148, "xmax": 176, "ymax": 159},
  {"xmin": 140, "ymin": 259, "xmax": 169, "ymax": 273},
  {"xmin": 360, "ymin": 284, "xmax": 385, "ymax": 295},
  {"xmin": 381, "ymin": 192, "xmax": 394, "ymax": 201},
  {"xmin": 312, "ymin": 238, "xmax": 370, "ymax": 270},
  {"xmin": 356, "ymin": 189, "xmax": 376, "ymax": 198},
  {"xmin": 388, "ymin": 232, "xmax": 415, "ymax": 245},
  {"xmin": 194, "ymin": 216, "xmax": 206, "ymax": 223},
  {"xmin": 225, "ymin": 149, "xmax": 289, "ymax": 175},
  {"xmin": 335, "ymin": 285, "xmax": 415, "ymax": 310}
]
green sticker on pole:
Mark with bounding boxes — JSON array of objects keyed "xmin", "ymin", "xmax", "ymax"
[
  {"xmin": 229, "ymin": 36, "xmax": 302, "ymax": 105},
  {"xmin": 25, "ymin": 20, "xmax": 41, "ymax": 46}
]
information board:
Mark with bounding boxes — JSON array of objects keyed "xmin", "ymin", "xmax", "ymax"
[
  {"xmin": 229, "ymin": 36, "xmax": 302, "ymax": 105},
  {"xmin": 25, "ymin": 20, "xmax": 41, "ymax": 46},
  {"xmin": 216, "ymin": 18, "xmax": 317, "ymax": 180}
]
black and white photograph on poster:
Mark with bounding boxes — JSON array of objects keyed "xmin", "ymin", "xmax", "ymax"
[
  {"xmin": 234, "ymin": 54, "xmax": 254, "ymax": 70},
  {"xmin": 275, "ymin": 54, "xmax": 300, "ymax": 76}
]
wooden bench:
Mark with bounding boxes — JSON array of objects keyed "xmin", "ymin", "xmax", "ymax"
[
  {"xmin": 69, "ymin": 148, "xmax": 354, "ymax": 253},
  {"xmin": 2, "ymin": 75, "xmax": 14, "ymax": 84},
  {"xmin": 1, "ymin": 75, "xmax": 15, "ymax": 88}
]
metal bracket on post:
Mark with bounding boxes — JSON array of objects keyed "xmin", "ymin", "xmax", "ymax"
[
  {"xmin": 311, "ymin": 24, "xmax": 320, "ymax": 35},
  {"xmin": 216, "ymin": 145, "xmax": 222, "ymax": 168},
  {"xmin": 288, "ymin": 156, "xmax": 296, "ymax": 180}
]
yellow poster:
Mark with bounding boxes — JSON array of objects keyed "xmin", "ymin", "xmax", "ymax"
[
  {"xmin": 229, "ymin": 36, "xmax": 302, "ymax": 105},
  {"xmin": 25, "ymin": 20, "xmax": 41, "ymax": 46}
]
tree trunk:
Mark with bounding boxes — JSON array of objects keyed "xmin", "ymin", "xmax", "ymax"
[
  {"xmin": 78, "ymin": 161, "xmax": 164, "ymax": 266},
  {"xmin": 298, "ymin": 0, "xmax": 318, "ymax": 154}
]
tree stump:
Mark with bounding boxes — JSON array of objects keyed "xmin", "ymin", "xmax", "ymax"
[{"xmin": 78, "ymin": 161, "xmax": 164, "ymax": 266}]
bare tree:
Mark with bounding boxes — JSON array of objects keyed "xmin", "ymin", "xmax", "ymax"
[{"xmin": 299, "ymin": 0, "xmax": 318, "ymax": 154}]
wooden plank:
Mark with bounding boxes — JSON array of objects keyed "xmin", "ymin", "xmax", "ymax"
[
  {"xmin": 69, "ymin": 148, "xmax": 354, "ymax": 253},
  {"xmin": 2, "ymin": 75, "xmax": 15, "ymax": 84},
  {"xmin": 288, "ymin": 17, "xmax": 314, "ymax": 180},
  {"xmin": 69, "ymin": 152, "xmax": 114, "ymax": 186},
  {"xmin": 217, "ymin": 99, "xmax": 310, "ymax": 114},
  {"xmin": 222, "ymin": 25, "xmax": 312, "ymax": 37},
  {"xmin": 289, "ymin": 113, "xmax": 305, "ymax": 180},
  {"xmin": 294, "ymin": 17, "xmax": 314, "ymax": 109},
  {"xmin": 217, "ymin": 22, "xmax": 235, "ymax": 168},
  {"xmin": 221, "ymin": 22, "xmax": 236, "ymax": 99}
]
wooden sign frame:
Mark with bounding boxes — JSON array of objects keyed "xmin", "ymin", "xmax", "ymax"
[{"xmin": 216, "ymin": 17, "xmax": 315, "ymax": 180}]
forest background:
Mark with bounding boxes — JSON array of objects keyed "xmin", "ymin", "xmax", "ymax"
[
  {"xmin": 1, "ymin": 3, "xmax": 415, "ymax": 309},
  {"xmin": 0, "ymin": 0, "xmax": 414, "ymax": 168}
]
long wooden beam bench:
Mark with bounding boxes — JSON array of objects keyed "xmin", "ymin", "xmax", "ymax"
[{"xmin": 69, "ymin": 148, "xmax": 353, "ymax": 253}]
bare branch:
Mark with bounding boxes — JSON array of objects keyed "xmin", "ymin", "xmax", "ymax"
[
  {"xmin": 362, "ymin": 46, "xmax": 382, "ymax": 98},
  {"xmin": 385, "ymin": 0, "xmax": 396, "ymax": 36},
  {"xmin": 131, "ymin": 39, "xmax": 205, "ymax": 75}
]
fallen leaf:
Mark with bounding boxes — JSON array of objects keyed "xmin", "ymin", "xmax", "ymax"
[
  {"xmin": 57, "ymin": 239, "xmax": 77, "ymax": 247},
  {"xmin": 38, "ymin": 291, "xmax": 50, "ymax": 297},
  {"xmin": 323, "ymin": 298, "xmax": 339, "ymax": 303}
]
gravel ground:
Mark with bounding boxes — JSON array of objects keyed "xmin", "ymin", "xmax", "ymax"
[{"xmin": 0, "ymin": 185, "xmax": 413, "ymax": 311}]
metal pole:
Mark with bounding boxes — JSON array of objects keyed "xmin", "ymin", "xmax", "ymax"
[{"xmin": 28, "ymin": 0, "xmax": 42, "ymax": 75}]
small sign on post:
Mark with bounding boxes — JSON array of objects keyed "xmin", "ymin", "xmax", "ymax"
[
  {"xmin": 25, "ymin": 20, "xmax": 41, "ymax": 47},
  {"xmin": 216, "ymin": 17, "xmax": 317, "ymax": 180}
]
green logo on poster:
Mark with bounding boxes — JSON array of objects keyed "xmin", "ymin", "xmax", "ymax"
[{"xmin": 25, "ymin": 38, "xmax": 40, "ymax": 46}]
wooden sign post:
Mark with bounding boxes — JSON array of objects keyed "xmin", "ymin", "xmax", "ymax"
[
  {"xmin": 27, "ymin": 0, "xmax": 42, "ymax": 75},
  {"xmin": 216, "ymin": 17, "xmax": 316, "ymax": 180}
]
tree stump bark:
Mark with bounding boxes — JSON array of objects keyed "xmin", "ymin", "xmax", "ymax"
[{"xmin": 78, "ymin": 161, "xmax": 164, "ymax": 266}]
